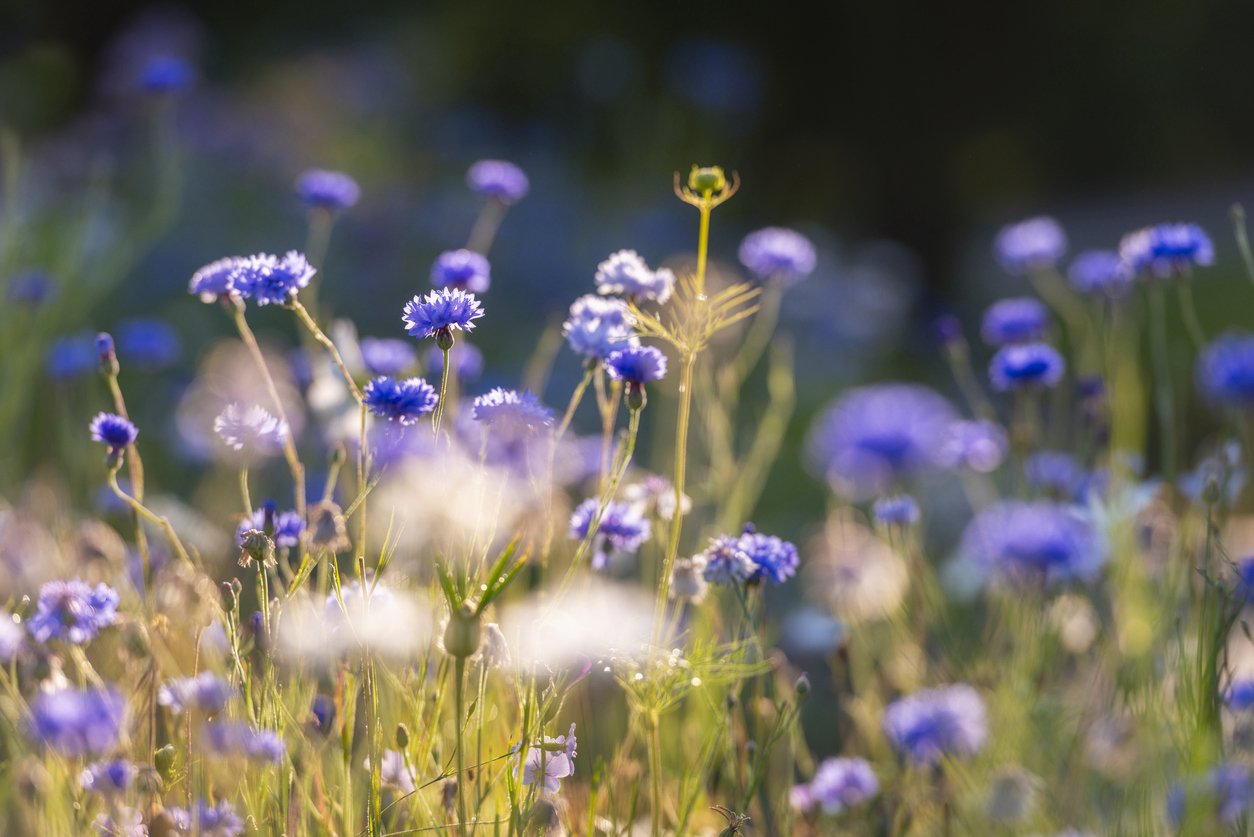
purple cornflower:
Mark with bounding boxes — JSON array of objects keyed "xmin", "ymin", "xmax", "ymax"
[
  {"xmin": 1067, "ymin": 250, "xmax": 1132, "ymax": 297},
  {"xmin": 232, "ymin": 251, "xmax": 316, "ymax": 306},
  {"xmin": 1168, "ymin": 763, "xmax": 1253, "ymax": 826},
  {"xmin": 158, "ymin": 672, "xmax": 237, "ymax": 715},
  {"xmin": 93, "ymin": 807, "xmax": 146, "ymax": 837},
  {"xmin": 1197, "ymin": 332, "xmax": 1254, "ymax": 409},
  {"xmin": 189, "ymin": 256, "xmax": 246, "ymax": 303},
  {"xmin": 594, "ymin": 250, "xmax": 675, "ymax": 303},
  {"xmin": 882, "ymin": 684, "xmax": 988, "ymax": 765},
  {"xmin": 698, "ymin": 535, "xmax": 757, "ymax": 585},
  {"xmin": 364, "ymin": 376, "xmax": 439, "ymax": 425},
  {"xmin": 1225, "ymin": 679, "xmax": 1254, "ymax": 711},
  {"xmin": 80, "ymin": 759, "xmax": 137, "ymax": 795},
  {"xmin": 167, "ymin": 799, "xmax": 245, "ymax": 837},
  {"xmin": 118, "ymin": 318, "xmax": 181, "ymax": 369},
  {"xmin": 798, "ymin": 757, "xmax": 879, "ymax": 815},
  {"xmin": 28, "ymin": 579, "xmax": 120, "ymax": 644},
  {"xmin": 605, "ymin": 345, "xmax": 668, "ymax": 385},
  {"xmin": 994, "ymin": 216, "xmax": 1067, "ymax": 274},
  {"xmin": 235, "ymin": 505, "xmax": 304, "ymax": 549},
  {"xmin": 467, "ymin": 159, "xmax": 530, "ymax": 204},
  {"xmin": 807, "ymin": 384, "xmax": 957, "ymax": 501},
  {"xmin": 90, "ymin": 412, "xmax": 138, "ymax": 452},
  {"xmin": 938, "ymin": 419, "xmax": 1009, "ymax": 473},
  {"xmin": 7, "ymin": 268, "xmax": 54, "ymax": 306},
  {"xmin": 213, "ymin": 403, "xmax": 288, "ymax": 456},
  {"xmin": 403, "ymin": 288, "xmax": 485, "ymax": 340},
  {"xmin": 472, "ymin": 388, "xmax": 555, "ymax": 430},
  {"xmin": 960, "ymin": 501, "xmax": 1105, "ymax": 586},
  {"xmin": 873, "ymin": 494, "xmax": 920, "ymax": 526},
  {"xmin": 1025, "ymin": 451, "xmax": 1082, "ymax": 497},
  {"xmin": 980, "ymin": 297, "xmax": 1049, "ymax": 346},
  {"xmin": 568, "ymin": 499, "xmax": 651, "ymax": 570},
  {"xmin": 139, "ymin": 55, "xmax": 194, "ymax": 92},
  {"xmin": 519, "ymin": 723, "xmax": 577, "ymax": 793},
  {"xmin": 368, "ymin": 749, "xmax": 416, "ymax": 794},
  {"xmin": 738, "ymin": 227, "xmax": 817, "ymax": 284},
  {"xmin": 47, "ymin": 334, "xmax": 95, "ymax": 378},
  {"xmin": 562, "ymin": 294, "xmax": 639, "ymax": 360},
  {"xmin": 29, "ymin": 687, "xmax": 126, "ymax": 756},
  {"xmin": 294, "ymin": 169, "xmax": 360, "ymax": 212},
  {"xmin": 361, "ymin": 337, "xmax": 417, "ymax": 377},
  {"xmin": 203, "ymin": 721, "xmax": 286, "ymax": 763},
  {"xmin": 737, "ymin": 526, "xmax": 799, "ymax": 585},
  {"xmin": 431, "ymin": 249, "xmax": 491, "ymax": 294},
  {"xmin": 426, "ymin": 342, "xmax": 484, "ymax": 381},
  {"xmin": 1120, "ymin": 223, "xmax": 1214, "ymax": 278},
  {"xmin": 989, "ymin": 342, "xmax": 1065, "ymax": 391}
]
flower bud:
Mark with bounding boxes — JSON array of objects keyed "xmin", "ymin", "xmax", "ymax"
[
  {"xmin": 396, "ymin": 722, "xmax": 410, "ymax": 750},
  {"xmin": 154, "ymin": 744, "xmax": 177, "ymax": 781},
  {"xmin": 688, "ymin": 165, "xmax": 727, "ymax": 195},
  {"xmin": 221, "ymin": 581, "xmax": 237, "ymax": 612},
  {"xmin": 794, "ymin": 673, "xmax": 811, "ymax": 700},
  {"xmin": 436, "ymin": 327, "xmax": 456, "ymax": 352},
  {"xmin": 442, "ymin": 605, "xmax": 482, "ymax": 659},
  {"xmin": 625, "ymin": 381, "xmax": 645, "ymax": 412},
  {"xmin": 96, "ymin": 332, "xmax": 119, "ymax": 377},
  {"xmin": 238, "ymin": 529, "xmax": 276, "ymax": 569}
]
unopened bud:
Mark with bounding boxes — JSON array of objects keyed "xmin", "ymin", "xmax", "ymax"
[
  {"xmin": 625, "ymin": 381, "xmax": 645, "ymax": 412},
  {"xmin": 154, "ymin": 744, "xmax": 177, "ymax": 780},
  {"xmin": 396, "ymin": 723, "xmax": 410, "ymax": 750},
  {"xmin": 96, "ymin": 332, "xmax": 119, "ymax": 377},
  {"xmin": 688, "ymin": 165, "xmax": 727, "ymax": 195},
  {"xmin": 435, "ymin": 327, "xmax": 455, "ymax": 352},
  {"xmin": 442, "ymin": 605, "xmax": 482, "ymax": 659},
  {"xmin": 794, "ymin": 673, "xmax": 811, "ymax": 699}
]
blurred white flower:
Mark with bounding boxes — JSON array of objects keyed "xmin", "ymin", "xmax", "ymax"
[{"xmin": 805, "ymin": 515, "xmax": 907, "ymax": 625}]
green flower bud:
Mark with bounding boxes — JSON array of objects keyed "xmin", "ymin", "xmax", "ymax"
[
  {"xmin": 396, "ymin": 723, "xmax": 410, "ymax": 750},
  {"xmin": 625, "ymin": 381, "xmax": 646, "ymax": 412},
  {"xmin": 442, "ymin": 605, "xmax": 482, "ymax": 659},
  {"xmin": 436, "ymin": 327, "xmax": 456, "ymax": 352},
  {"xmin": 688, "ymin": 165, "xmax": 727, "ymax": 195},
  {"xmin": 154, "ymin": 744, "xmax": 177, "ymax": 781}
]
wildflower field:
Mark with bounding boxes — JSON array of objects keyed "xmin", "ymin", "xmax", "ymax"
[{"xmin": 9, "ymin": 9, "xmax": 1254, "ymax": 837}]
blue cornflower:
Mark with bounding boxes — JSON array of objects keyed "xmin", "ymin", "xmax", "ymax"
[
  {"xmin": 467, "ymin": 159, "xmax": 530, "ymax": 204},
  {"xmin": 28, "ymin": 579, "xmax": 120, "ymax": 644},
  {"xmin": 403, "ymin": 288, "xmax": 485, "ymax": 340},
  {"xmin": 189, "ymin": 256, "xmax": 247, "ymax": 303},
  {"xmin": 960, "ymin": 501, "xmax": 1105, "ymax": 586},
  {"xmin": 214, "ymin": 403, "xmax": 288, "ymax": 456},
  {"xmin": 1197, "ymin": 332, "xmax": 1254, "ymax": 409},
  {"xmin": 1120, "ymin": 222, "xmax": 1214, "ymax": 278},
  {"xmin": 873, "ymin": 494, "xmax": 920, "ymax": 526},
  {"xmin": 519, "ymin": 723, "xmax": 577, "ymax": 793},
  {"xmin": 1168, "ymin": 763, "xmax": 1253, "ymax": 826},
  {"xmin": 472, "ymin": 388, "xmax": 555, "ymax": 430},
  {"xmin": 737, "ymin": 526, "xmax": 799, "ymax": 584},
  {"xmin": 310, "ymin": 694, "xmax": 336, "ymax": 736},
  {"xmin": 994, "ymin": 216, "xmax": 1067, "ymax": 274},
  {"xmin": 118, "ymin": 318, "xmax": 181, "ymax": 369},
  {"xmin": 364, "ymin": 376, "xmax": 439, "ymax": 425},
  {"xmin": 980, "ymin": 297, "xmax": 1049, "ymax": 346},
  {"xmin": 1067, "ymin": 250, "xmax": 1132, "ymax": 297},
  {"xmin": 1225, "ymin": 679, "xmax": 1254, "ymax": 711},
  {"xmin": 989, "ymin": 342, "xmax": 1065, "ymax": 391},
  {"xmin": 369, "ymin": 749, "xmax": 417, "ymax": 794},
  {"xmin": 800, "ymin": 757, "xmax": 879, "ymax": 815},
  {"xmin": 738, "ymin": 227, "xmax": 817, "ymax": 284},
  {"xmin": 426, "ymin": 342, "xmax": 484, "ymax": 381},
  {"xmin": 89, "ymin": 412, "xmax": 138, "ymax": 453},
  {"xmin": 431, "ymin": 249, "xmax": 491, "ymax": 294},
  {"xmin": 361, "ymin": 337, "xmax": 417, "ymax": 377},
  {"xmin": 93, "ymin": 807, "xmax": 146, "ymax": 837},
  {"xmin": 595, "ymin": 250, "xmax": 675, "ymax": 303},
  {"xmin": 698, "ymin": 535, "xmax": 757, "ymax": 585},
  {"xmin": 203, "ymin": 721, "xmax": 286, "ymax": 763},
  {"xmin": 167, "ymin": 799, "xmax": 245, "ymax": 837},
  {"xmin": 158, "ymin": 672, "xmax": 237, "ymax": 715},
  {"xmin": 605, "ymin": 345, "xmax": 668, "ymax": 385},
  {"xmin": 29, "ymin": 687, "xmax": 126, "ymax": 756},
  {"xmin": 938, "ymin": 419, "xmax": 1009, "ymax": 473},
  {"xmin": 294, "ymin": 169, "xmax": 361, "ymax": 212},
  {"xmin": 563, "ymin": 294, "xmax": 639, "ymax": 360},
  {"xmin": 1025, "ymin": 451, "xmax": 1082, "ymax": 497},
  {"xmin": 236, "ymin": 505, "xmax": 304, "ymax": 549},
  {"xmin": 807, "ymin": 384, "xmax": 957, "ymax": 501},
  {"xmin": 882, "ymin": 684, "xmax": 988, "ymax": 765},
  {"xmin": 139, "ymin": 55, "xmax": 194, "ymax": 92},
  {"xmin": 47, "ymin": 334, "xmax": 96, "ymax": 378},
  {"xmin": 80, "ymin": 759, "xmax": 137, "ymax": 795},
  {"xmin": 569, "ymin": 498, "xmax": 651, "ymax": 570},
  {"xmin": 7, "ymin": 268, "xmax": 54, "ymax": 306},
  {"xmin": 232, "ymin": 251, "xmax": 316, "ymax": 306}
]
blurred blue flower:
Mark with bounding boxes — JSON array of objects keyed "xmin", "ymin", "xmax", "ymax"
[
  {"xmin": 310, "ymin": 694, "xmax": 336, "ymax": 736},
  {"xmin": 807, "ymin": 384, "xmax": 957, "ymax": 500},
  {"xmin": 47, "ymin": 334, "xmax": 97, "ymax": 379},
  {"xmin": 403, "ymin": 288, "xmax": 485, "ymax": 339},
  {"xmin": 667, "ymin": 39, "xmax": 764, "ymax": 113},
  {"xmin": 203, "ymin": 721, "xmax": 286, "ymax": 763},
  {"xmin": 563, "ymin": 294, "xmax": 638, "ymax": 359},
  {"xmin": 737, "ymin": 526, "xmax": 799, "ymax": 584},
  {"xmin": 1197, "ymin": 332, "xmax": 1254, "ymax": 408},
  {"xmin": 426, "ymin": 342, "xmax": 483, "ymax": 382},
  {"xmin": 294, "ymin": 169, "xmax": 361, "ymax": 212},
  {"xmin": 873, "ymin": 494, "xmax": 920, "ymax": 526},
  {"xmin": 1025, "ymin": 451, "xmax": 1082, "ymax": 497},
  {"xmin": 799, "ymin": 757, "xmax": 879, "ymax": 815},
  {"xmin": 960, "ymin": 501, "xmax": 1105, "ymax": 586},
  {"xmin": 28, "ymin": 687, "xmax": 125, "ymax": 757},
  {"xmin": 994, "ymin": 216, "xmax": 1067, "ymax": 274},
  {"xmin": 167, "ymin": 799, "xmax": 245, "ymax": 836},
  {"xmin": 1120, "ymin": 223, "xmax": 1214, "ymax": 278},
  {"xmin": 158, "ymin": 672, "xmax": 237, "ymax": 715},
  {"xmin": 1067, "ymin": 250, "xmax": 1132, "ymax": 297},
  {"xmin": 594, "ymin": 250, "xmax": 674, "ymax": 303},
  {"xmin": 605, "ymin": 345, "xmax": 668, "ymax": 385},
  {"xmin": 361, "ymin": 337, "xmax": 417, "ymax": 377},
  {"xmin": 80, "ymin": 759, "xmax": 136, "ymax": 795},
  {"xmin": 6, "ymin": 268, "xmax": 54, "ymax": 306},
  {"xmin": 235, "ymin": 505, "xmax": 304, "ymax": 549},
  {"xmin": 698, "ymin": 535, "xmax": 757, "ymax": 585},
  {"xmin": 980, "ymin": 297, "xmax": 1049, "ymax": 346},
  {"xmin": 139, "ymin": 55, "xmax": 194, "ymax": 92},
  {"xmin": 1225, "ymin": 679, "xmax": 1254, "ymax": 710},
  {"xmin": 118, "ymin": 318, "xmax": 181, "ymax": 369},
  {"xmin": 364, "ymin": 376, "xmax": 438, "ymax": 425},
  {"xmin": 569, "ymin": 498, "xmax": 650, "ymax": 570},
  {"xmin": 882, "ymin": 684, "xmax": 988, "ymax": 765},
  {"xmin": 738, "ymin": 227, "xmax": 817, "ymax": 284},
  {"xmin": 1168, "ymin": 763, "xmax": 1252, "ymax": 826},
  {"xmin": 431, "ymin": 249, "xmax": 491, "ymax": 294},
  {"xmin": 472, "ymin": 388, "xmax": 555, "ymax": 430},
  {"xmin": 90, "ymin": 412, "xmax": 138, "ymax": 452},
  {"xmin": 467, "ymin": 159, "xmax": 529, "ymax": 204},
  {"xmin": 989, "ymin": 342, "xmax": 1065, "ymax": 391},
  {"xmin": 28, "ymin": 579, "xmax": 120, "ymax": 644}
]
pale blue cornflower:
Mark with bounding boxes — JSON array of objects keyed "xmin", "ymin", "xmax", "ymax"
[
  {"xmin": 938, "ymin": 419, "xmax": 1009, "ymax": 473},
  {"xmin": 403, "ymin": 288, "xmax": 485, "ymax": 340},
  {"xmin": 90, "ymin": 412, "xmax": 138, "ymax": 453},
  {"xmin": 882, "ymin": 684, "xmax": 988, "ymax": 765},
  {"xmin": 738, "ymin": 227, "xmax": 817, "ymax": 284},
  {"xmin": 960, "ymin": 501, "xmax": 1105, "ymax": 586},
  {"xmin": 80, "ymin": 759, "xmax": 137, "ymax": 796},
  {"xmin": 213, "ymin": 403, "xmax": 288, "ymax": 456},
  {"xmin": 158, "ymin": 672, "xmax": 237, "ymax": 715},
  {"xmin": 364, "ymin": 376, "xmax": 439, "ymax": 425},
  {"xmin": 1120, "ymin": 222, "xmax": 1214, "ymax": 278},
  {"xmin": 472, "ymin": 388, "xmax": 555, "ymax": 430},
  {"xmin": 989, "ymin": 342, "xmax": 1065, "ymax": 391},
  {"xmin": 431, "ymin": 249, "xmax": 491, "ymax": 294},
  {"xmin": 994, "ymin": 216, "xmax": 1067, "ymax": 274},
  {"xmin": 202, "ymin": 721, "xmax": 285, "ymax": 763},
  {"xmin": 167, "ymin": 799, "xmax": 245, "ymax": 837},
  {"xmin": 568, "ymin": 499, "xmax": 651, "ymax": 570},
  {"xmin": 1197, "ymin": 332, "xmax": 1254, "ymax": 409},
  {"xmin": 28, "ymin": 579, "xmax": 120, "ymax": 645},
  {"xmin": 697, "ymin": 535, "xmax": 757, "ymax": 585},
  {"xmin": 562, "ymin": 294, "xmax": 639, "ymax": 360},
  {"xmin": 360, "ymin": 337, "xmax": 417, "ymax": 376},
  {"xmin": 791, "ymin": 757, "xmax": 879, "ymax": 815},
  {"xmin": 980, "ymin": 297, "xmax": 1049, "ymax": 345},
  {"xmin": 1067, "ymin": 250, "xmax": 1132, "ymax": 297},
  {"xmin": 467, "ymin": 159, "xmax": 529, "ymax": 204},
  {"xmin": 28, "ymin": 687, "xmax": 126, "ymax": 757},
  {"xmin": 235, "ymin": 504, "xmax": 304, "ymax": 549},
  {"xmin": 595, "ymin": 250, "xmax": 675, "ymax": 303},
  {"xmin": 294, "ymin": 169, "xmax": 360, "ymax": 212},
  {"xmin": 519, "ymin": 723, "xmax": 577, "ymax": 793}
]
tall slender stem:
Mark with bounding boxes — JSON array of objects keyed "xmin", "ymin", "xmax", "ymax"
[
  {"xmin": 454, "ymin": 655, "xmax": 469, "ymax": 837},
  {"xmin": 1176, "ymin": 280, "xmax": 1207, "ymax": 352},
  {"xmin": 434, "ymin": 347, "xmax": 452, "ymax": 438},
  {"xmin": 103, "ymin": 372, "xmax": 151, "ymax": 597},
  {"xmin": 290, "ymin": 299, "xmax": 364, "ymax": 403},
  {"xmin": 238, "ymin": 467, "xmax": 252, "ymax": 516},
  {"xmin": 107, "ymin": 470, "xmax": 191, "ymax": 564},
  {"xmin": 1147, "ymin": 284, "xmax": 1177, "ymax": 481},
  {"xmin": 556, "ymin": 364, "xmax": 595, "ymax": 440}
]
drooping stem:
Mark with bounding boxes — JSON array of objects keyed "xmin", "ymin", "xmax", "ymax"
[
  {"xmin": 107, "ymin": 469, "xmax": 191, "ymax": 564},
  {"xmin": 1147, "ymin": 284, "xmax": 1178, "ymax": 481}
]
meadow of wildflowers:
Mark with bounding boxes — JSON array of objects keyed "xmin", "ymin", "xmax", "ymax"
[{"xmin": 10, "ymin": 21, "xmax": 1254, "ymax": 837}]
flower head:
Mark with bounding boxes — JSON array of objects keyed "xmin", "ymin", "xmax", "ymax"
[
  {"xmin": 167, "ymin": 799, "xmax": 245, "ymax": 837},
  {"xmin": 202, "ymin": 721, "xmax": 285, "ymax": 763},
  {"xmin": 801, "ymin": 757, "xmax": 879, "ymax": 815},
  {"xmin": 158, "ymin": 672, "xmax": 236, "ymax": 715},
  {"xmin": 737, "ymin": 527, "xmax": 800, "ymax": 584},
  {"xmin": 29, "ymin": 687, "xmax": 126, "ymax": 756},
  {"xmin": 883, "ymin": 684, "xmax": 988, "ymax": 765},
  {"xmin": 563, "ymin": 294, "xmax": 639, "ymax": 359},
  {"xmin": 738, "ymin": 227, "xmax": 817, "ymax": 284},
  {"xmin": 594, "ymin": 250, "xmax": 675, "ymax": 303},
  {"xmin": 961, "ymin": 501, "xmax": 1105, "ymax": 586},
  {"xmin": 28, "ymin": 579, "xmax": 120, "ymax": 645},
  {"xmin": 364, "ymin": 376, "xmax": 439, "ymax": 425},
  {"xmin": 232, "ymin": 251, "xmax": 316, "ymax": 306},
  {"xmin": 989, "ymin": 342, "xmax": 1065, "ymax": 391},
  {"xmin": 1067, "ymin": 250, "xmax": 1132, "ymax": 297},
  {"xmin": 873, "ymin": 494, "xmax": 920, "ymax": 526},
  {"xmin": 568, "ymin": 499, "xmax": 651, "ymax": 569},
  {"xmin": 807, "ymin": 384, "xmax": 957, "ymax": 500},
  {"xmin": 294, "ymin": 169, "xmax": 360, "ymax": 212},
  {"xmin": 472, "ymin": 388, "xmax": 555, "ymax": 430},
  {"xmin": 1120, "ymin": 222, "xmax": 1214, "ymax": 278},
  {"xmin": 431, "ymin": 249, "xmax": 491, "ymax": 294},
  {"xmin": 213, "ymin": 403, "xmax": 288, "ymax": 456},
  {"xmin": 360, "ymin": 337, "xmax": 417, "ymax": 377},
  {"xmin": 519, "ymin": 723, "xmax": 577, "ymax": 792},
  {"xmin": 994, "ymin": 216, "xmax": 1067, "ymax": 274},
  {"xmin": 368, "ymin": 749, "xmax": 417, "ymax": 794},
  {"xmin": 605, "ymin": 345, "xmax": 668, "ymax": 385},
  {"xmin": 938, "ymin": 419, "xmax": 1009, "ymax": 473},
  {"xmin": 467, "ymin": 159, "xmax": 529, "ymax": 204},
  {"xmin": 980, "ymin": 297, "xmax": 1049, "ymax": 346},
  {"xmin": 80, "ymin": 759, "xmax": 137, "ymax": 795},
  {"xmin": 189, "ymin": 256, "xmax": 247, "ymax": 303},
  {"xmin": 403, "ymin": 288, "xmax": 485, "ymax": 339},
  {"xmin": 698, "ymin": 535, "xmax": 757, "ymax": 585},
  {"xmin": 139, "ymin": 55, "xmax": 194, "ymax": 92},
  {"xmin": 1198, "ymin": 332, "xmax": 1254, "ymax": 409},
  {"xmin": 90, "ymin": 412, "xmax": 138, "ymax": 452}
]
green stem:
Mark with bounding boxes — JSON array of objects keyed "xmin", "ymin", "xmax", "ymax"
[
  {"xmin": 648, "ymin": 711, "xmax": 664, "ymax": 837},
  {"xmin": 556, "ymin": 364, "xmax": 595, "ymax": 440},
  {"xmin": 454, "ymin": 656, "xmax": 469, "ymax": 837},
  {"xmin": 434, "ymin": 347, "xmax": 452, "ymax": 438},
  {"xmin": 1176, "ymin": 280, "xmax": 1207, "ymax": 352},
  {"xmin": 467, "ymin": 199, "xmax": 508, "ymax": 255},
  {"xmin": 1231, "ymin": 204, "xmax": 1254, "ymax": 287},
  {"xmin": 239, "ymin": 466, "xmax": 252, "ymax": 516},
  {"xmin": 107, "ymin": 470, "xmax": 191, "ymax": 563},
  {"xmin": 290, "ymin": 299, "xmax": 364, "ymax": 403},
  {"xmin": 654, "ymin": 351, "xmax": 695, "ymax": 624},
  {"xmin": 1147, "ymin": 284, "xmax": 1178, "ymax": 481}
]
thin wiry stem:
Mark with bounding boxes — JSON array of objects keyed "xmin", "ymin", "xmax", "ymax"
[
  {"xmin": 107, "ymin": 468, "xmax": 191, "ymax": 564},
  {"xmin": 290, "ymin": 298, "xmax": 364, "ymax": 403}
]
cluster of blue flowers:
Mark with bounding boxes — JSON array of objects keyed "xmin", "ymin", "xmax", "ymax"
[
  {"xmin": 696, "ymin": 525, "xmax": 798, "ymax": 587},
  {"xmin": 189, "ymin": 251, "xmax": 316, "ymax": 306}
]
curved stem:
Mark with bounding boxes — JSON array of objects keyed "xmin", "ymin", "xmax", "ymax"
[
  {"xmin": 103, "ymin": 371, "xmax": 151, "ymax": 597},
  {"xmin": 290, "ymin": 299, "xmax": 364, "ymax": 403},
  {"xmin": 238, "ymin": 467, "xmax": 252, "ymax": 516},
  {"xmin": 107, "ymin": 469, "xmax": 191, "ymax": 564}
]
